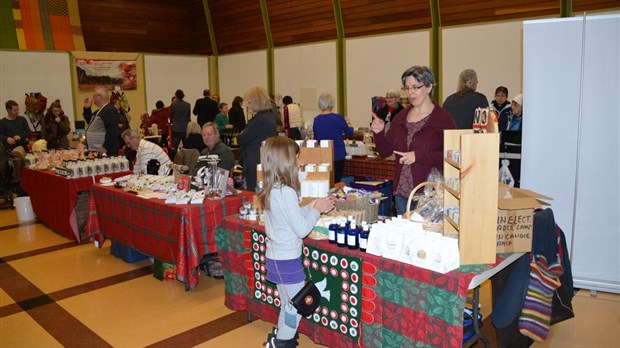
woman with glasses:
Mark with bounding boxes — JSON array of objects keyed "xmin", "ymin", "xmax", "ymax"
[
  {"xmin": 374, "ymin": 88, "xmax": 404, "ymax": 126},
  {"xmin": 371, "ymin": 66, "xmax": 456, "ymax": 215}
]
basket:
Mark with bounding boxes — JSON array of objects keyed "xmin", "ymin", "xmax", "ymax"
[
  {"xmin": 333, "ymin": 193, "xmax": 381, "ymax": 223},
  {"xmin": 403, "ymin": 181, "xmax": 444, "ymax": 233}
]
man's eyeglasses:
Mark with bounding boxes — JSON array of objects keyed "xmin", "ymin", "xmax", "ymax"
[{"xmin": 402, "ymin": 84, "xmax": 425, "ymax": 93}]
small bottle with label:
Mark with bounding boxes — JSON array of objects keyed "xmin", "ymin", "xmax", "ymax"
[
  {"xmin": 359, "ymin": 225, "xmax": 370, "ymax": 252},
  {"xmin": 328, "ymin": 219, "xmax": 338, "ymax": 244},
  {"xmin": 347, "ymin": 221, "xmax": 359, "ymax": 250},
  {"xmin": 337, "ymin": 220, "xmax": 347, "ymax": 248}
]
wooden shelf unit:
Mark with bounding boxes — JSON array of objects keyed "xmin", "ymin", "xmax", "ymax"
[{"xmin": 443, "ymin": 130, "xmax": 499, "ymax": 265}]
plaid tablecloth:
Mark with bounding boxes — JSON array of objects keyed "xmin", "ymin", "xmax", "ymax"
[
  {"xmin": 20, "ymin": 168, "xmax": 130, "ymax": 241},
  {"xmin": 343, "ymin": 157, "xmax": 396, "ymax": 181},
  {"xmin": 86, "ymin": 185, "xmax": 252, "ymax": 290},
  {"xmin": 216, "ymin": 216, "xmax": 506, "ymax": 347}
]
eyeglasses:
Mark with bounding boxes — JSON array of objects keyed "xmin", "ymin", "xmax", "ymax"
[{"xmin": 402, "ymin": 84, "xmax": 425, "ymax": 93}]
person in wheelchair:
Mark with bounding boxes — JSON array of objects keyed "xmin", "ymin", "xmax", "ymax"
[{"xmin": 121, "ymin": 129, "xmax": 171, "ymax": 176}]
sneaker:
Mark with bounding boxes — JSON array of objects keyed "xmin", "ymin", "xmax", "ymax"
[{"xmin": 263, "ymin": 331, "xmax": 276, "ymax": 348}]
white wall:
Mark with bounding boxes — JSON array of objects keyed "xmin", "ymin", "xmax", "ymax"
[
  {"xmin": 218, "ymin": 50, "xmax": 268, "ymax": 108},
  {"xmin": 442, "ymin": 20, "xmax": 523, "ymax": 104},
  {"xmin": 274, "ymin": 41, "xmax": 338, "ymax": 127},
  {"xmin": 346, "ymin": 31, "xmax": 429, "ymax": 127},
  {"xmin": 144, "ymin": 54, "xmax": 209, "ymax": 121},
  {"xmin": 0, "ymin": 50, "xmax": 75, "ymax": 130}
]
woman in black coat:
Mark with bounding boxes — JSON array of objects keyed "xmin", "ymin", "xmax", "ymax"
[
  {"xmin": 237, "ymin": 87, "xmax": 276, "ymax": 192},
  {"xmin": 228, "ymin": 96, "xmax": 246, "ymax": 131}
]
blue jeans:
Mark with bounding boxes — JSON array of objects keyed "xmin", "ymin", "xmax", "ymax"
[
  {"xmin": 276, "ymin": 281, "xmax": 305, "ymax": 340},
  {"xmin": 395, "ymin": 194, "xmax": 418, "ymax": 216}
]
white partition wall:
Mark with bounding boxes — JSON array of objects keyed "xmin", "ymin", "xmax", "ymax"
[
  {"xmin": 0, "ymin": 50, "xmax": 75, "ymax": 129},
  {"xmin": 218, "ymin": 50, "xmax": 268, "ymax": 109},
  {"xmin": 275, "ymin": 41, "xmax": 337, "ymax": 127},
  {"xmin": 144, "ymin": 54, "xmax": 209, "ymax": 120},
  {"xmin": 346, "ymin": 31, "xmax": 429, "ymax": 127},
  {"xmin": 442, "ymin": 21, "xmax": 523, "ymax": 104},
  {"xmin": 522, "ymin": 15, "xmax": 620, "ymax": 293}
]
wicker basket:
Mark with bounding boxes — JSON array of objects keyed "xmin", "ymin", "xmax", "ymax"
[
  {"xmin": 333, "ymin": 193, "xmax": 381, "ymax": 223},
  {"xmin": 403, "ymin": 181, "xmax": 444, "ymax": 233}
]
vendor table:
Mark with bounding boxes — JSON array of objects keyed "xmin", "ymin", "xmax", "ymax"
[
  {"xmin": 216, "ymin": 216, "xmax": 520, "ymax": 348},
  {"xmin": 343, "ymin": 157, "xmax": 395, "ymax": 181},
  {"xmin": 86, "ymin": 185, "xmax": 252, "ymax": 290},
  {"xmin": 20, "ymin": 167, "xmax": 130, "ymax": 242}
]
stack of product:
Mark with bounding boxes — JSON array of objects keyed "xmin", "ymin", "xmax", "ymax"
[{"xmin": 366, "ymin": 217, "xmax": 460, "ymax": 273}]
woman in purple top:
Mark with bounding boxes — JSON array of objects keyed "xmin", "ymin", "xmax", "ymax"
[
  {"xmin": 371, "ymin": 66, "xmax": 456, "ymax": 215},
  {"xmin": 312, "ymin": 92, "xmax": 354, "ymax": 183}
]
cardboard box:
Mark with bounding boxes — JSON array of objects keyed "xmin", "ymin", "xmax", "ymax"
[{"xmin": 497, "ymin": 184, "xmax": 552, "ymax": 253}]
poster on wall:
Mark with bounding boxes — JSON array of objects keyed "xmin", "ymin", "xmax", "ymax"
[{"xmin": 75, "ymin": 59, "xmax": 137, "ymax": 90}]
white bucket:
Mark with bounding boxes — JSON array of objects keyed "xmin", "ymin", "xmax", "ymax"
[{"xmin": 14, "ymin": 196, "xmax": 36, "ymax": 222}]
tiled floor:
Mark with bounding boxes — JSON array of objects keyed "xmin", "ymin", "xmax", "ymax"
[{"xmin": 1, "ymin": 207, "xmax": 618, "ymax": 347}]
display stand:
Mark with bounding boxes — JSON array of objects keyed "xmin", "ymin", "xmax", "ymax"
[
  {"xmin": 256, "ymin": 140, "xmax": 334, "ymax": 207},
  {"xmin": 299, "ymin": 139, "xmax": 334, "ymax": 189},
  {"xmin": 443, "ymin": 130, "xmax": 499, "ymax": 265}
]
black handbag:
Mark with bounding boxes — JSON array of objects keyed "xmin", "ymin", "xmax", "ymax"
[{"xmin": 290, "ymin": 280, "xmax": 321, "ymax": 317}]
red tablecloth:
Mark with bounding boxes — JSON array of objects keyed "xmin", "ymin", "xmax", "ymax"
[
  {"xmin": 86, "ymin": 185, "xmax": 252, "ymax": 290},
  {"xmin": 20, "ymin": 168, "xmax": 130, "ymax": 241},
  {"xmin": 343, "ymin": 157, "xmax": 395, "ymax": 181},
  {"xmin": 216, "ymin": 216, "xmax": 508, "ymax": 348}
]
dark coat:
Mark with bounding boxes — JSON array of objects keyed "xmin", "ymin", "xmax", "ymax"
[
  {"xmin": 237, "ymin": 110, "xmax": 276, "ymax": 191},
  {"xmin": 193, "ymin": 97, "xmax": 219, "ymax": 127},
  {"xmin": 443, "ymin": 89, "xmax": 489, "ymax": 129},
  {"xmin": 228, "ymin": 104, "xmax": 246, "ymax": 130}
]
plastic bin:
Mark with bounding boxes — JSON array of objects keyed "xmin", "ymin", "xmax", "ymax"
[
  {"xmin": 340, "ymin": 176, "xmax": 355, "ymax": 186},
  {"xmin": 350, "ymin": 180, "xmax": 393, "ymax": 216},
  {"xmin": 110, "ymin": 240, "xmax": 148, "ymax": 263},
  {"xmin": 14, "ymin": 196, "xmax": 36, "ymax": 222}
]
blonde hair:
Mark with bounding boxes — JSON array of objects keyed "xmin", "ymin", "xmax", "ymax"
[
  {"xmin": 257, "ymin": 136, "xmax": 300, "ymax": 211},
  {"xmin": 457, "ymin": 69, "xmax": 478, "ymax": 94},
  {"xmin": 186, "ymin": 121, "xmax": 202, "ymax": 137},
  {"xmin": 244, "ymin": 86, "xmax": 272, "ymax": 113}
]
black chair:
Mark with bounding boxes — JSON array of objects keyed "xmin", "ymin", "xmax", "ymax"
[{"xmin": 0, "ymin": 144, "xmax": 15, "ymax": 208}]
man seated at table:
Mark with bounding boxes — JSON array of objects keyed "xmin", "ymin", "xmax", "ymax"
[
  {"xmin": 122, "ymin": 129, "xmax": 171, "ymax": 176},
  {"xmin": 192, "ymin": 122, "xmax": 235, "ymax": 177},
  {"xmin": 1, "ymin": 100, "xmax": 30, "ymax": 183}
]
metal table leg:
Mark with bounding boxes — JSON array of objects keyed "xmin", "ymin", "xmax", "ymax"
[{"xmin": 463, "ymin": 286, "xmax": 490, "ymax": 348}]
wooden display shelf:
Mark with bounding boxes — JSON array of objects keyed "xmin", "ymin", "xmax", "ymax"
[
  {"xmin": 444, "ymin": 130, "xmax": 499, "ymax": 265},
  {"xmin": 443, "ymin": 185, "xmax": 460, "ymax": 199},
  {"xmin": 444, "ymin": 157, "xmax": 461, "ymax": 169},
  {"xmin": 444, "ymin": 214, "xmax": 459, "ymax": 231}
]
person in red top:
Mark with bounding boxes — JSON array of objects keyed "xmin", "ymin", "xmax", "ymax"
[
  {"xmin": 372, "ymin": 65, "xmax": 456, "ymax": 215},
  {"xmin": 143, "ymin": 100, "xmax": 171, "ymax": 144},
  {"xmin": 374, "ymin": 88, "xmax": 404, "ymax": 128}
]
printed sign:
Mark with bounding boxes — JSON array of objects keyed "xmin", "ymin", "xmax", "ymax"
[{"xmin": 76, "ymin": 59, "xmax": 137, "ymax": 90}]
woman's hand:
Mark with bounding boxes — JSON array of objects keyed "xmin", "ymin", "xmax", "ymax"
[
  {"xmin": 312, "ymin": 197, "xmax": 335, "ymax": 214},
  {"xmin": 370, "ymin": 113, "xmax": 385, "ymax": 133},
  {"xmin": 394, "ymin": 150, "xmax": 416, "ymax": 165},
  {"xmin": 344, "ymin": 115, "xmax": 352, "ymax": 127}
]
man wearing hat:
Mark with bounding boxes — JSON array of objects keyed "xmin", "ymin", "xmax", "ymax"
[
  {"xmin": 170, "ymin": 89, "xmax": 191, "ymax": 151},
  {"xmin": 508, "ymin": 93, "xmax": 523, "ymax": 131}
]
